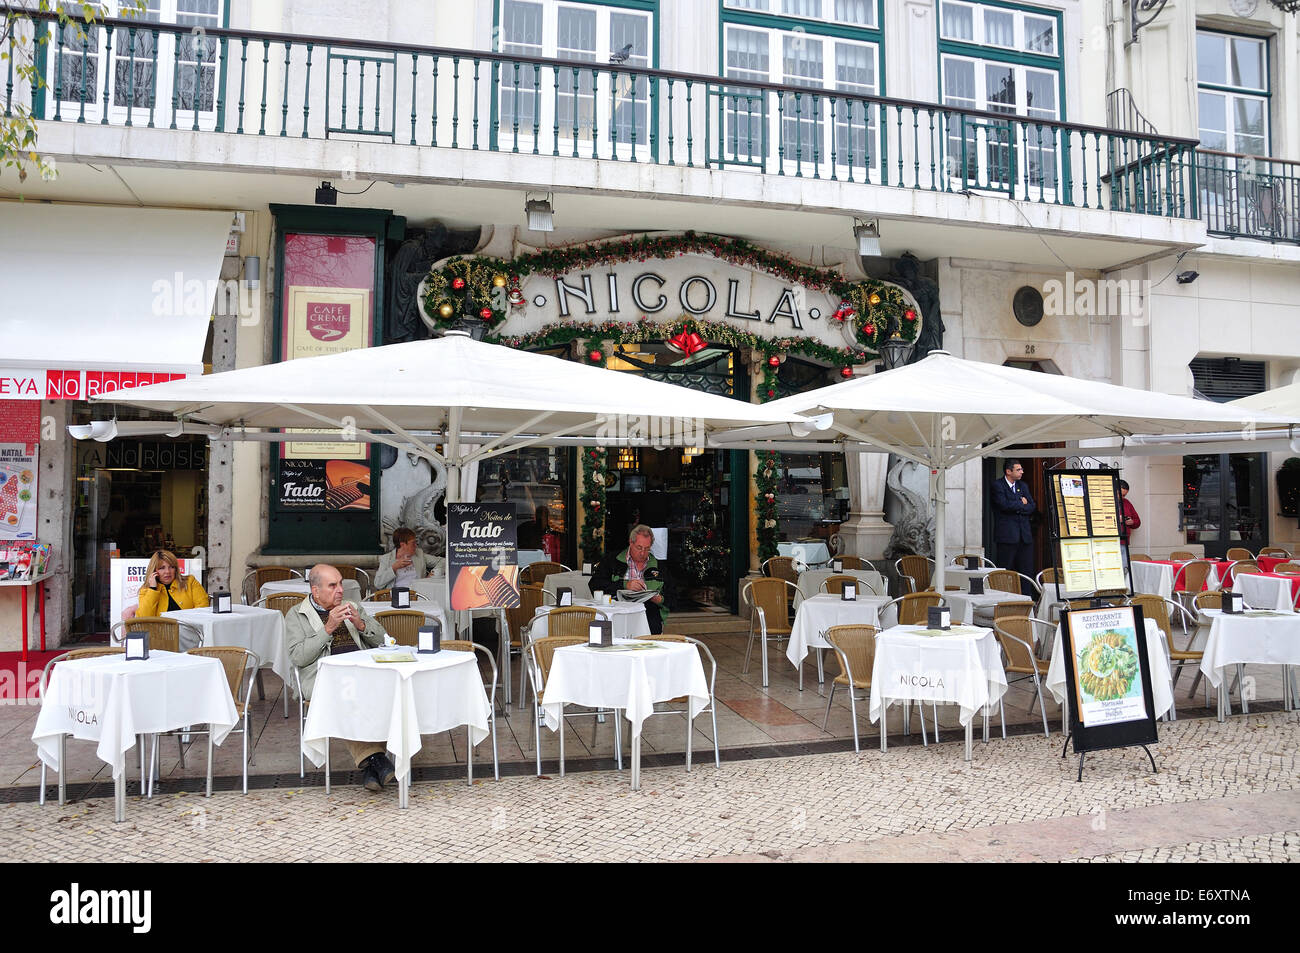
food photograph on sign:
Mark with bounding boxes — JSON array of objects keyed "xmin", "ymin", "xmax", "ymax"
[{"xmin": 1066, "ymin": 607, "xmax": 1148, "ymax": 728}]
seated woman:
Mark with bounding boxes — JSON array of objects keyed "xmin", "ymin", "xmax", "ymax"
[{"xmin": 135, "ymin": 549, "xmax": 209, "ymax": 617}]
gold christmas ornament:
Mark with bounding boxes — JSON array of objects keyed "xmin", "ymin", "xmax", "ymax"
[
  {"xmin": 868, "ymin": 292, "xmax": 882, "ymax": 306},
  {"xmin": 492, "ymin": 274, "xmax": 508, "ymax": 288},
  {"xmin": 437, "ymin": 301, "xmax": 455, "ymax": 318}
]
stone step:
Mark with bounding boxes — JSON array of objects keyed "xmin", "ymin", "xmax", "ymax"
[{"xmin": 664, "ymin": 612, "xmax": 749, "ymax": 636}]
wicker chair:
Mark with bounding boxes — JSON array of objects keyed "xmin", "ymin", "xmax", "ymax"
[
  {"xmin": 761, "ymin": 556, "xmax": 803, "ymax": 586},
  {"xmin": 984, "ymin": 570, "xmax": 1021, "ymax": 595},
  {"xmin": 634, "ymin": 634, "xmax": 720, "ymax": 770},
  {"xmin": 111, "ymin": 616, "xmax": 201, "ymax": 654},
  {"xmin": 506, "ymin": 583, "xmax": 548, "ymax": 708},
  {"xmin": 1178, "ymin": 591, "xmax": 1223, "ymax": 704},
  {"xmin": 1129, "ymin": 553, "xmax": 1152, "ymax": 562},
  {"xmin": 525, "ymin": 635, "xmax": 618, "ymax": 777},
  {"xmin": 895, "ymin": 555, "xmax": 934, "ymax": 594},
  {"xmin": 831, "ymin": 556, "xmax": 865, "ymax": 571},
  {"xmin": 1259, "ymin": 547, "xmax": 1291, "ymax": 558},
  {"xmin": 184, "ymin": 647, "xmax": 259, "ymax": 795},
  {"xmin": 1272, "ymin": 562, "xmax": 1300, "ymax": 575},
  {"xmin": 1036, "ymin": 567, "xmax": 1067, "ymax": 623},
  {"xmin": 951, "ymin": 553, "xmax": 996, "ymax": 568},
  {"xmin": 822, "ymin": 624, "xmax": 877, "ymax": 753},
  {"xmin": 369, "ymin": 587, "xmax": 423, "ymax": 603},
  {"xmin": 441, "ymin": 640, "xmax": 500, "ymax": 782},
  {"xmin": 1225, "ymin": 547, "xmax": 1254, "ymax": 562},
  {"xmin": 520, "ymin": 561, "xmax": 570, "ymax": 586},
  {"xmin": 38, "ymin": 647, "xmax": 130, "ymax": 806},
  {"xmin": 993, "ymin": 616, "xmax": 1052, "ymax": 737},
  {"xmin": 820, "ymin": 574, "xmax": 859, "ymax": 596},
  {"xmin": 257, "ymin": 592, "xmax": 304, "ymax": 615},
  {"xmin": 1128, "ymin": 594, "xmax": 1196, "ymax": 719},
  {"xmin": 1229, "ymin": 560, "xmax": 1261, "ymax": 578},
  {"xmin": 881, "ymin": 591, "xmax": 943, "ymax": 626},
  {"xmin": 1172, "ymin": 560, "xmax": 1216, "ymax": 619},
  {"xmin": 539, "ymin": 605, "xmax": 599, "ymax": 640},
  {"xmin": 374, "ymin": 609, "xmax": 428, "ymax": 647},
  {"xmin": 1169, "ymin": 550, "xmax": 1196, "ymax": 561},
  {"xmin": 241, "ymin": 566, "xmax": 302, "ymax": 605},
  {"xmin": 741, "ymin": 578, "xmax": 799, "ymax": 688},
  {"xmin": 992, "ymin": 601, "xmax": 1032, "ymax": 624},
  {"xmin": 335, "ymin": 565, "xmax": 373, "ymax": 599}
]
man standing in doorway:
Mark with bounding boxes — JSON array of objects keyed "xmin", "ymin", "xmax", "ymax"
[{"xmin": 991, "ymin": 459, "xmax": 1036, "ymax": 579}]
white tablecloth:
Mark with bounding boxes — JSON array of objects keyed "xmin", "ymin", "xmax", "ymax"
[
  {"xmin": 532, "ymin": 600, "xmax": 651, "ymax": 640},
  {"xmin": 869, "ymin": 625, "xmax": 1008, "ymax": 727},
  {"xmin": 786, "ymin": 594, "xmax": 896, "ymax": 668},
  {"xmin": 797, "ymin": 568, "xmax": 888, "ymax": 599},
  {"xmin": 301, "ymin": 647, "xmax": 491, "ymax": 781},
  {"xmin": 33, "ymin": 651, "xmax": 238, "ymax": 779},
  {"xmin": 1199, "ymin": 609, "xmax": 1300, "ymax": 690},
  {"xmin": 360, "ymin": 601, "xmax": 449, "ymax": 637},
  {"xmin": 541, "ymin": 640, "xmax": 708, "ymax": 741},
  {"xmin": 407, "ymin": 576, "xmax": 449, "ymax": 602},
  {"xmin": 943, "ymin": 590, "xmax": 1035, "ymax": 625},
  {"xmin": 933, "ymin": 567, "xmax": 995, "ymax": 591},
  {"xmin": 778, "ymin": 541, "xmax": 830, "ymax": 568},
  {"xmin": 1231, "ymin": 574, "xmax": 1295, "ymax": 612},
  {"xmin": 543, "ymin": 571, "xmax": 593, "ymax": 602},
  {"xmin": 163, "ymin": 605, "xmax": 289, "ymax": 681},
  {"xmin": 260, "ymin": 578, "xmax": 361, "ymax": 604},
  {"xmin": 1131, "ymin": 561, "xmax": 1174, "ymax": 600},
  {"xmin": 1046, "ymin": 618, "xmax": 1173, "ymax": 719}
]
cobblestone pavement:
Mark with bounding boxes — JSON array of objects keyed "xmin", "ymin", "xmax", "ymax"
[
  {"xmin": 1064, "ymin": 831, "xmax": 1299, "ymax": 863},
  {"xmin": 3, "ymin": 710, "xmax": 1295, "ymax": 862}
]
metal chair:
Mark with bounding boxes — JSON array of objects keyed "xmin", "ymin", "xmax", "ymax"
[
  {"xmin": 1169, "ymin": 550, "xmax": 1196, "ymax": 562},
  {"xmin": 255, "ymin": 592, "xmax": 303, "ymax": 717},
  {"xmin": 992, "ymin": 616, "xmax": 1053, "ymax": 737},
  {"xmin": 539, "ymin": 605, "xmax": 599, "ymax": 640},
  {"xmin": 519, "ymin": 561, "xmax": 571, "ymax": 586},
  {"xmin": 1225, "ymin": 547, "xmax": 1254, "ymax": 562},
  {"xmin": 524, "ymin": 635, "xmax": 620, "ymax": 777},
  {"xmin": 1180, "ymin": 591, "xmax": 1222, "ymax": 702},
  {"xmin": 1229, "ymin": 559, "xmax": 1261, "ymax": 578},
  {"xmin": 1128, "ymin": 553, "xmax": 1152, "ymax": 562},
  {"xmin": 370, "ymin": 587, "xmax": 423, "ymax": 603},
  {"xmin": 111, "ymin": 616, "xmax": 201, "ymax": 654},
  {"xmin": 441, "ymin": 640, "xmax": 500, "ymax": 783},
  {"xmin": 880, "ymin": 591, "xmax": 943, "ymax": 626},
  {"xmin": 761, "ymin": 556, "xmax": 803, "ymax": 586},
  {"xmin": 1259, "ymin": 547, "xmax": 1291, "ymax": 558},
  {"xmin": 335, "ymin": 565, "xmax": 373, "ymax": 599},
  {"xmin": 635, "ymin": 634, "xmax": 721, "ymax": 770},
  {"xmin": 741, "ymin": 577, "xmax": 800, "ymax": 688},
  {"xmin": 1272, "ymin": 562, "xmax": 1300, "ymax": 575},
  {"xmin": 242, "ymin": 566, "xmax": 302, "ymax": 605},
  {"xmin": 820, "ymin": 574, "xmax": 859, "ymax": 596},
  {"xmin": 38, "ymin": 647, "xmax": 134, "ymax": 807},
  {"xmin": 506, "ymin": 583, "xmax": 548, "ymax": 708},
  {"xmin": 1036, "ymin": 567, "xmax": 1067, "ymax": 623},
  {"xmin": 374, "ymin": 609, "xmax": 428, "ymax": 646},
  {"xmin": 822, "ymin": 624, "xmax": 877, "ymax": 753},
  {"xmin": 1172, "ymin": 559, "xmax": 1216, "ymax": 619},
  {"xmin": 1128, "ymin": 593, "xmax": 1201, "ymax": 718},
  {"xmin": 951, "ymin": 553, "xmax": 996, "ymax": 567},
  {"xmin": 183, "ymin": 647, "xmax": 260, "ymax": 795},
  {"xmin": 895, "ymin": 555, "xmax": 934, "ymax": 594}
]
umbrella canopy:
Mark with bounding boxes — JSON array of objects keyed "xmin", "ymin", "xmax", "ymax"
[
  {"xmin": 1231, "ymin": 382, "xmax": 1300, "ymax": 417},
  {"xmin": 719, "ymin": 350, "xmax": 1297, "ymax": 589},
  {"xmin": 98, "ymin": 333, "xmax": 807, "ymax": 500}
]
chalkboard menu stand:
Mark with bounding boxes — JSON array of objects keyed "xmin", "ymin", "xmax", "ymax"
[{"xmin": 1058, "ymin": 604, "xmax": 1159, "ymax": 781}]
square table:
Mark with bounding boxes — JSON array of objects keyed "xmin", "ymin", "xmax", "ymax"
[
  {"xmin": 32, "ymin": 650, "xmax": 237, "ymax": 822},
  {"xmin": 868, "ymin": 624, "xmax": 1008, "ymax": 761},
  {"xmin": 1198, "ymin": 609, "xmax": 1300, "ymax": 722},
  {"xmin": 541, "ymin": 639, "xmax": 709, "ymax": 790},
  {"xmin": 943, "ymin": 589, "xmax": 1034, "ymax": 626},
  {"xmin": 786, "ymin": 593, "xmax": 896, "ymax": 690},
  {"xmin": 301, "ymin": 647, "xmax": 492, "ymax": 808},
  {"xmin": 1045, "ymin": 618, "xmax": 1173, "ymax": 729},
  {"xmin": 532, "ymin": 600, "xmax": 650, "ymax": 640},
  {"xmin": 797, "ymin": 568, "xmax": 888, "ymax": 601},
  {"xmin": 1231, "ymin": 572, "xmax": 1300, "ymax": 612},
  {"xmin": 163, "ymin": 605, "xmax": 288, "ymax": 682}
]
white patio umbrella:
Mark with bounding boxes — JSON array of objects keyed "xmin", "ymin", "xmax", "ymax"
[
  {"xmin": 97, "ymin": 331, "xmax": 812, "ymax": 503},
  {"xmin": 712, "ymin": 350, "xmax": 1297, "ymax": 591}
]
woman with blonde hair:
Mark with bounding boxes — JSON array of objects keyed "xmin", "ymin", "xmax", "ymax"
[{"xmin": 135, "ymin": 549, "xmax": 209, "ymax": 617}]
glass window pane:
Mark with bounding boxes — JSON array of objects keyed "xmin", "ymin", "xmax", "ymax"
[
  {"xmin": 983, "ymin": 9, "xmax": 1013, "ymax": 47},
  {"xmin": 1228, "ymin": 37, "xmax": 1265, "ymax": 91},
  {"xmin": 610, "ymin": 13, "xmax": 649, "ymax": 146},
  {"xmin": 782, "ymin": 0, "xmax": 820, "ymax": 17},
  {"xmin": 724, "ymin": 0, "xmax": 769, "ymax": 9},
  {"xmin": 1023, "ymin": 15, "xmax": 1055, "ymax": 55},
  {"xmin": 1024, "ymin": 69, "xmax": 1056, "ymax": 119},
  {"xmin": 942, "ymin": 57, "xmax": 975, "ymax": 107},
  {"xmin": 1198, "ymin": 92, "xmax": 1226, "ymax": 136},
  {"xmin": 1197, "ymin": 32, "xmax": 1225, "ymax": 85},
  {"xmin": 834, "ymin": 41, "xmax": 875, "ymax": 93},
  {"xmin": 984, "ymin": 63, "xmax": 1015, "ymax": 111},
  {"xmin": 783, "ymin": 33, "xmax": 822, "ymax": 86},
  {"xmin": 941, "ymin": 2, "xmax": 974, "ymax": 42},
  {"xmin": 557, "ymin": 6, "xmax": 596, "ymax": 57},
  {"xmin": 725, "ymin": 27, "xmax": 769, "ymax": 80},
  {"xmin": 833, "ymin": 0, "xmax": 874, "ymax": 27},
  {"xmin": 1232, "ymin": 97, "xmax": 1265, "ymax": 142},
  {"xmin": 500, "ymin": 1, "xmax": 542, "ymax": 135},
  {"xmin": 502, "ymin": 0, "xmax": 542, "ymax": 52}
]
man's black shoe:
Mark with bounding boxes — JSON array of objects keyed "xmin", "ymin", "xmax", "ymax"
[
  {"xmin": 362, "ymin": 756, "xmax": 382, "ymax": 793},
  {"xmin": 376, "ymin": 754, "xmax": 396, "ymax": 788}
]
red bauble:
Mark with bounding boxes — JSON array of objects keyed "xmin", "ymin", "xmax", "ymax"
[
  {"xmin": 451, "ymin": 277, "xmax": 466, "ymax": 290},
  {"xmin": 864, "ymin": 324, "xmax": 876, "ymax": 336},
  {"xmin": 479, "ymin": 307, "xmax": 493, "ymax": 320},
  {"xmin": 841, "ymin": 367, "xmax": 853, "ymax": 378},
  {"xmin": 904, "ymin": 308, "xmax": 917, "ymax": 321},
  {"xmin": 589, "ymin": 350, "xmax": 603, "ymax": 363},
  {"xmin": 767, "ymin": 355, "xmax": 780, "ymax": 367},
  {"xmin": 766, "ymin": 389, "xmax": 775, "ymax": 398}
]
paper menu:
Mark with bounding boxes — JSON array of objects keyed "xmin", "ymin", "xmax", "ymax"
[
  {"xmin": 1060, "ymin": 539, "xmax": 1098, "ymax": 592},
  {"xmin": 1090, "ymin": 538, "xmax": 1126, "ymax": 590},
  {"xmin": 1086, "ymin": 475, "xmax": 1120, "ymax": 536},
  {"xmin": 1054, "ymin": 474, "xmax": 1091, "ymax": 537}
]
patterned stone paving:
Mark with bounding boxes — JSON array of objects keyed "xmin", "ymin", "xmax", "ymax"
[{"xmin": 1066, "ymin": 831, "xmax": 1299, "ymax": 863}]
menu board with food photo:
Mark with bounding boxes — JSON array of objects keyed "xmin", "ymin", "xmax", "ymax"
[
  {"xmin": 0, "ymin": 444, "xmax": 37, "ymax": 540},
  {"xmin": 1046, "ymin": 469, "xmax": 1130, "ymax": 599}
]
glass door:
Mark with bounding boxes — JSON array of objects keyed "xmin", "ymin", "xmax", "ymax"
[{"xmin": 1182, "ymin": 453, "xmax": 1268, "ymax": 558}]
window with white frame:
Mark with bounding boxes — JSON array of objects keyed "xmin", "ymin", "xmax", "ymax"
[
  {"xmin": 51, "ymin": 1, "xmax": 222, "ymax": 117},
  {"xmin": 938, "ymin": 1, "xmax": 1061, "ymax": 193},
  {"xmin": 1196, "ymin": 30, "xmax": 1268, "ymax": 157},
  {"xmin": 721, "ymin": 22, "xmax": 879, "ymax": 170},
  {"xmin": 497, "ymin": 0, "xmax": 653, "ymax": 150},
  {"xmin": 723, "ymin": 0, "xmax": 877, "ymax": 28}
]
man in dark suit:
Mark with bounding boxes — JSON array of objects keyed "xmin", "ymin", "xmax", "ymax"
[{"xmin": 991, "ymin": 459, "xmax": 1035, "ymax": 578}]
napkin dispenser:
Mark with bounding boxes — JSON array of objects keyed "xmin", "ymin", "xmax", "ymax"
[
  {"xmin": 969, "ymin": 576, "xmax": 984, "ymax": 595},
  {"xmin": 124, "ymin": 631, "xmax": 150, "ymax": 661},
  {"xmin": 832, "ymin": 559, "xmax": 843, "ymax": 573},
  {"xmin": 391, "ymin": 586, "xmax": 412, "ymax": 609},
  {"xmin": 417, "ymin": 622, "xmax": 441, "ymax": 653},
  {"xmin": 1223, "ymin": 591, "xmax": 1243, "ymax": 614},
  {"xmin": 582, "ymin": 563, "xmax": 592, "ymax": 575},
  {"xmin": 964, "ymin": 556, "xmax": 979, "ymax": 570},
  {"xmin": 212, "ymin": 591, "xmax": 233, "ymax": 614},
  {"xmin": 841, "ymin": 583, "xmax": 857, "ymax": 602},
  {"xmin": 927, "ymin": 606, "xmax": 951, "ymax": 631},
  {"xmin": 556, "ymin": 586, "xmax": 573, "ymax": 607},
  {"xmin": 588, "ymin": 619, "xmax": 613, "ymax": 647}
]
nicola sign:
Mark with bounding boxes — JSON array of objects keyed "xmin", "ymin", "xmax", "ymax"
[{"xmin": 0, "ymin": 368, "xmax": 187, "ymax": 401}]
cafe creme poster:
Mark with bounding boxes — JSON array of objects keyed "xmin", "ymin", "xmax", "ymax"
[{"xmin": 448, "ymin": 502, "xmax": 520, "ymax": 610}]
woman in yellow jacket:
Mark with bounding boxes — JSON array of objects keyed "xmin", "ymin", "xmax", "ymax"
[{"xmin": 136, "ymin": 549, "xmax": 209, "ymax": 617}]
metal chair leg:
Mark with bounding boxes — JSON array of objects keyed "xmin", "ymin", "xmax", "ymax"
[
  {"xmin": 846, "ymin": 685, "xmax": 860, "ymax": 754},
  {"xmin": 58, "ymin": 734, "xmax": 67, "ymax": 806},
  {"xmin": 1033, "ymin": 674, "xmax": 1049, "ymax": 738},
  {"xmin": 822, "ymin": 681, "xmax": 836, "ymax": 731},
  {"xmin": 206, "ymin": 732, "xmax": 214, "ymax": 798}
]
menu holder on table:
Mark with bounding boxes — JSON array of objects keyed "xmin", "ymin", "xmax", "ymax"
[
  {"xmin": 417, "ymin": 622, "xmax": 441, "ymax": 654},
  {"xmin": 1223, "ymin": 591, "xmax": 1243, "ymax": 614},
  {"xmin": 965, "ymin": 556, "xmax": 980, "ymax": 570},
  {"xmin": 969, "ymin": 576, "xmax": 984, "ymax": 595},
  {"xmin": 587, "ymin": 619, "xmax": 613, "ymax": 647},
  {"xmin": 842, "ymin": 583, "xmax": 857, "ymax": 601},
  {"xmin": 927, "ymin": 606, "xmax": 951, "ymax": 631},
  {"xmin": 124, "ymin": 631, "xmax": 149, "ymax": 661},
  {"xmin": 556, "ymin": 586, "xmax": 573, "ymax": 607},
  {"xmin": 212, "ymin": 591, "xmax": 233, "ymax": 613},
  {"xmin": 832, "ymin": 559, "xmax": 843, "ymax": 573},
  {"xmin": 582, "ymin": 563, "xmax": 592, "ymax": 575},
  {"xmin": 391, "ymin": 587, "xmax": 411, "ymax": 609}
]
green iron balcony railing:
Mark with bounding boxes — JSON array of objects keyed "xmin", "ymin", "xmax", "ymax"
[
  {"xmin": 4, "ymin": 9, "xmax": 1201, "ymax": 220},
  {"xmin": 1193, "ymin": 150, "xmax": 1300, "ymax": 245}
]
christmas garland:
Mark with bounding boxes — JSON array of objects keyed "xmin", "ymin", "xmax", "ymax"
[
  {"xmin": 580, "ymin": 447, "xmax": 611, "ymax": 565},
  {"xmin": 755, "ymin": 450, "xmax": 783, "ymax": 561}
]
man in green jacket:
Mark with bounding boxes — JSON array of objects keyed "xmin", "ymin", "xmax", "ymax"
[
  {"xmin": 284, "ymin": 564, "xmax": 394, "ymax": 792},
  {"xmin": 590, "ymin": 524, "xmax": 674, "ymax": 635}
]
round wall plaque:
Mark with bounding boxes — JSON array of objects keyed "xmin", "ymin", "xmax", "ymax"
[{"xmin": 1013, "ymin": 286, "xmax": 1045, "ymax": 327}]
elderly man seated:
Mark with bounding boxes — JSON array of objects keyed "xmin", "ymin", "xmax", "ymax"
[{"xmin": 284, "ymin": 563, "xmax": 395, "ymax": 793}]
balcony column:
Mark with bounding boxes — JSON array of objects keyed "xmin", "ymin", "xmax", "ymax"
[{"xmin": 840, "ymin": 450, "xmax": 893, "ymax": 559}]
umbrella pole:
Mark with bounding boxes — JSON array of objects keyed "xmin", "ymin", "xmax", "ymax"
[
  {"xmin": 933, "ymin": 462, "xmax": 946, "ymax": 594},
  {"xmin": 447, "ymin": 408, "xmax": 462, "ymax": 637}
]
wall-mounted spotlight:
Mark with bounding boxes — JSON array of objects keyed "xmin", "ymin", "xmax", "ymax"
[
  {"xmin": 525, "ymin": 195, "xmax": 554, "ymax": 232},
  {"xmin": 1175, "ymin": 270, "xmax": 1199, "ymax": 285},
  {"xmin": 315, "ymin": 181, "xmax": 338, "ymax": 205},
  {"xmin": 853, "ymin": 219, "xmax": 881, "ymax": 257}
]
